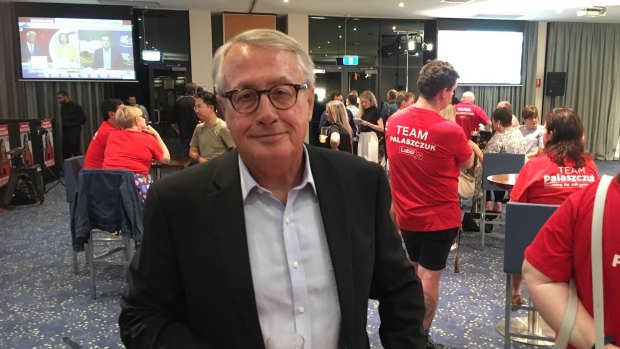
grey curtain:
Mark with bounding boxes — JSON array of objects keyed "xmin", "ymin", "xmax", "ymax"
[
  {"xmin": 0, "ymin": 3, "xmax": 113, "ymax": 157},
  {"xmin": 545, "ymin": 22, "xmax": 620, "ymax": 160},
  {"xmin": 455, "ymin": 21, "xmax": 538, "ymax": 122}
]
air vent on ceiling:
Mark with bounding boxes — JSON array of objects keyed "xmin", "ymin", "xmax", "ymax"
[
  {"xmin": 577, "ymin": 6, "xmax": 606, "ymax": 17},
  {"xmin": 440, "ymin": 0, "xmax": 475, "ymax": 3}
]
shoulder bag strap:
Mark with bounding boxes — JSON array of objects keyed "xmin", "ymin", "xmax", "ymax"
[{"xmin": 592, "ymin": 175, "xmax": 613, "ymax": 348}]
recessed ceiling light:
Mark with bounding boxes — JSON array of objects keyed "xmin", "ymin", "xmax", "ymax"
[
  {"xmin": 327, "ymin": 41, "xmax": 330, "ymax": 44},
  {"xmin": 392, "ymin": 26, "xmax": 396, "ymax": 30},
  {"xmin": 398, "ymin": 2, "xmax": 404, "ymax": 7},
  {"xmin": 283, "ymin": 0, "xmax": 289, "ymax": 3}
]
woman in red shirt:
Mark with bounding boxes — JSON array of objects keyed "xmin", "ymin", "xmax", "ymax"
[
  {"xmin": 509, "ymin": 107, "xmax": 598, "ymax": 306},
  {"xmin": 103, "ymin": 106, "xmax": 170, "ymax": 200}
]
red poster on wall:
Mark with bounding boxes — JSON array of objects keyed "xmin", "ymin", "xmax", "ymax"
[
  {"xmin": 0, "ymin": 124, "xmax": 10, "ymax": 187},
  {"xmin": 19, "ymin": 122, "xmax": 34, "ymax": 167},
  {"xmin": 41, "ymin": 119, "xmax": 55, "ymax": 168}
]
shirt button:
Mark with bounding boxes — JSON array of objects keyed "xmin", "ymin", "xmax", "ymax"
[
  {"xmin": 285, "ymin": 217, "xmax": 290, "ymax": 224},
  {"xmin": 298, "ymin": 306, "xmax": 305, "ymax": 313},
  {"xmin": 292, "ymin": 261, "xmax": 299, "ymax": 268}
]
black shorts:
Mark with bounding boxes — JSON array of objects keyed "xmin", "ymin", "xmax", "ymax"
[{"xmin": 402, "ymin": 227, "xmax": 459, "ymax": 271}]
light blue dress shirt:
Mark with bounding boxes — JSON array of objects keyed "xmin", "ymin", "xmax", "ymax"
[{"xmin": 239, "ymin": 146, "xmax": 342, "ymax": 349}]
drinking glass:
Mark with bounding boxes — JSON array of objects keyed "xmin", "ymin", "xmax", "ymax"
[{"xmin": 319, "ymin": 126, "xmax": 329, "ymax": 144}]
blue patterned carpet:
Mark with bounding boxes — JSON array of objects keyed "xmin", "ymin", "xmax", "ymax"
[{"xmin": 0, "ymin": 160, "xmax": 618, "ymax": 348}]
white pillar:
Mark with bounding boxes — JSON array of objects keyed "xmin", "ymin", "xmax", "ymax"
[{"xmin": 189, "ymin": 10, "xmax": 213, "ymax": 91}]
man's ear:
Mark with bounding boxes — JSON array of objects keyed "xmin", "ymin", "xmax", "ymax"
[{"xmin": 306, "ymin": 87, "xmax": 315, "ymax": 122}]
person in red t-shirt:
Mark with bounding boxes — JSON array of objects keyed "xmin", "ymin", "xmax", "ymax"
[
  {"xmin": 523, "ymin": 175, "xmax": 620, "ymax": 349},
  {"xmin": 83, "ymin": 98, "xmax": 124, "ymax": 168},
  {"xmin": 510, "ymin": 108, "xmax": 599, "ymax": 305},
  {"xmin": 103, "ymin": 106, "xmax": 170, "ymax": 200},
  {"xmin": 386, "ymin": 60, "xmax": 475, "ymax": 348},
  {"xmin": 454, "ymin": 91, "xmax": 491, "ymax": 134}
]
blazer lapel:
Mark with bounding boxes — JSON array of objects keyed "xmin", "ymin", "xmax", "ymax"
[
  {"xmin": 205, "ymin": 152, "xmax": 264, "ymax": 348},
  {"xmin": 307, "ymin": 147, "xmax": 355, "ymax": 346}
]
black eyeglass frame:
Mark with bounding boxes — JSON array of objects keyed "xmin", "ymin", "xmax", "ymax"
[{"xmin": 220, "ymin": 83, "xmax": 309, "ymax": 114}]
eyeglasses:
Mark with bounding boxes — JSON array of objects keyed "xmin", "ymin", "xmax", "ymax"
[{"xmin": 220, "ymin": 83, "xmax": 308, "ymax": 114}]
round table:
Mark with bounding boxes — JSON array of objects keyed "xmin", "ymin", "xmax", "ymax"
[{"xmin": 487, "ymin": 173, "xmax": 519, "ymax": 190}]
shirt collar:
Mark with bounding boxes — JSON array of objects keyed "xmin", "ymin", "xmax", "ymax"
[{"xmin": 239, "ymin": 145, "xmax": 317, "ymax": 201}]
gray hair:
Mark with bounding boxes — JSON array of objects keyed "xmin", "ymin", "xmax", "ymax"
[
  {"xmin": 462, "ymin": 91, "xmax": 475, "ymax": 102},
  {"xmin": 212, "ymin": 29, "xmax": 315, "ymax": 93}
]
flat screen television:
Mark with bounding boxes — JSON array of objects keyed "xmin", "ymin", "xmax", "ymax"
[
  {"xmin": 18, "ymin": 17, "xmax": 136, "ymax": 81},
  {"xmin": 437, "ymin": 29, "xmax": 523, "ymax": 86}
]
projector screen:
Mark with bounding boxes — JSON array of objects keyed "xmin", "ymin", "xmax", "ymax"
[
  {"xmin": 18, "ymin": 17, "xmax": 136, "ymax": 81},
  {"xmin": 437, "ymin": 30, "xmax": 523, "ymax": 85}
]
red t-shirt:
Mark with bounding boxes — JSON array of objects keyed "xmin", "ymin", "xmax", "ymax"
[
  {"xmin": 510, "ymin": 154, "xmax": 598, "ymax": 204},
  {"xmin": 386, "ymin": 107, "xmax": 472, "ymax": 231},
  {"xmin": 455, "ymin": 101, "xmax": 490, "ymax": 134},
  {"xmin": 102, "ymin": 130, "xmax": 163, "ymax": 175},
  {"xmin": 525, "ymin": 177, "xmax": 620, "ymax": 345},
  {"xmin": 84, "ymin": 121, "xmax": 117, "ymax": 169}
]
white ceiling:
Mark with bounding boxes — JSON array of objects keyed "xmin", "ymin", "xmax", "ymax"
[{"xmin": 6, "ymin": 0, "xmax": 620, "ymax": 23}]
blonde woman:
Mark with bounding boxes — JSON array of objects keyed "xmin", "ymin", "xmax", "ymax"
[
  {"xmin": 357, "ymin": 90, "xmax": 383, "ymax": 162},
  {"xmin": 325, "ymin": 100, "xmax": 353, "ymax": 152},
  {"xmin": 103, "ymin": 106, "xmax": 170, "ymax": 200}
]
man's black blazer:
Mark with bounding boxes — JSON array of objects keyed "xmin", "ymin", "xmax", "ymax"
[
  {"xmin": 119, "ymin": 145, "xmax": 425, "ymax": 348},
  {"xmin": 92, "ymin": 47, "xmax": 124, "ymax": 69}
]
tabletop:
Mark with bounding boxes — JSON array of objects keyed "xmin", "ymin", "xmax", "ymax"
[
  {"xmin": 152, "ymin": 156, "xmax": 192, "ymax": 169},
  {"xmin": 487, "ymin": 173, "xmax": 519, "ymax": 190}
]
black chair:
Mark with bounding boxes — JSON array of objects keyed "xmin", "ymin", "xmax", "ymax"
[
  {"xmin": 63, "ymin": 155, "xmax": 85, "ymax": 274},
  {"xmin": 480, "ymin": 153, "xmax": 525, "ymax": 245},
  {"xmin": 501, "ymin": 202, "xmax": 558, "ymax": 347},
  {"xmin": 73, "ymin": 169, "xmax": 144, "ymax": 298}
]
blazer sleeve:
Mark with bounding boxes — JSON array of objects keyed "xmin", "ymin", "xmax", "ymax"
[
  {"xmin": 369, "ymin": 165, "xmax": 426, "ymax": 348},
  {"xmin": 119, "ymin": 186, "xmax": 214, "ymax": 349}
]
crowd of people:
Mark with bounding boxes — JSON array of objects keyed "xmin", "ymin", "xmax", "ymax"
[{"xmin": 54, "ymin": 28, "xmax": 616, "ymax": 349}]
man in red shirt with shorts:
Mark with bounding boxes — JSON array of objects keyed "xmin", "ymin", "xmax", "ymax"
[{"xmin": 386, "ymin": 60, "xmax": 475, "ymax": 348}]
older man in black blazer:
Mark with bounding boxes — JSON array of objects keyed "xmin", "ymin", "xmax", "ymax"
[{"xmin": 119, "ymin": 29, "xmax": 425, "ymax": 349}]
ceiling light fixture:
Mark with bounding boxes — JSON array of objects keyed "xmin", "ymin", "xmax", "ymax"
[
  {"xmin": 398, "ymin": 2, "xmax": 404, "ymax": 7},
  {"xmin": 576, "ymin": 6, "xmax": 606, "ymax": 17}
]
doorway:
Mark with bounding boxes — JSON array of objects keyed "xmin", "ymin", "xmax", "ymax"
[{"xmin": 314, "ymin": 67, "xmax": 377, "ymax": 103}]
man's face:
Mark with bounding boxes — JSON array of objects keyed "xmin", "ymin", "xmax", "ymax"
[
  {"xmin": 27, "ymin": 33, "xmax": 36, "ymax": 44},
  {"xmin": 57, "ymin": 95, "xmax": 68, "ymax": 104},
  {"xmin": 441, "ymin": 83, "xmax": 457, "ymax": 110},
  {"xmin": 194, "ymin": 98, "xmax": 212, "ymax": 121},
  {"xmin": 334, "ymin": 95, "xmax": 343, "ymax": 102},
  {"xmin": 217, "ymin": 44, "xmax": 313, "ymax": 165},
  {"xmin": 128, "ymin": 97, "xmax": 137, "ymax": 106},
  {"xmin": 101, "ymin": 36, "xmax": 111, "ymax": 49}
]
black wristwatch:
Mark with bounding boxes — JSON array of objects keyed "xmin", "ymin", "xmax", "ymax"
[{"xmin": 592, "ymin": 336, "xmax": 616, "ymax": 349}]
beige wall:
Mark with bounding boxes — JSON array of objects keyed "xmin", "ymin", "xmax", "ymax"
[
  {"xmin": 534, "ymin": 22, "xmax": 547, "ymax": 113},
  {"xmin": 287, "ymin": 14, "xmax": 310, "ymax": 143},
  {"xmin": 189, "ymin": 10, "xmax": 213, "ymax": 91}
]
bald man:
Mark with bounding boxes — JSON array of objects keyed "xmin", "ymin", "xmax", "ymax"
[{"xmin": 455, "ymin": 91, "xmax": 491, "ymax": 134}]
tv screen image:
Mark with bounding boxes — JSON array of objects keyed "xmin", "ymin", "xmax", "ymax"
[
  {"xmin": 437, "ymin": 30, "xmax": 523, "ymax": 86},
  {"xmin": 18, "ymin": 17, "xmax": 136, "ymax": 81}
]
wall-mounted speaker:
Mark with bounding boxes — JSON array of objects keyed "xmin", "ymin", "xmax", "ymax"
[{"xmin": 545, "ymin": 72, "xmax": 566, "ymax": 97}]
